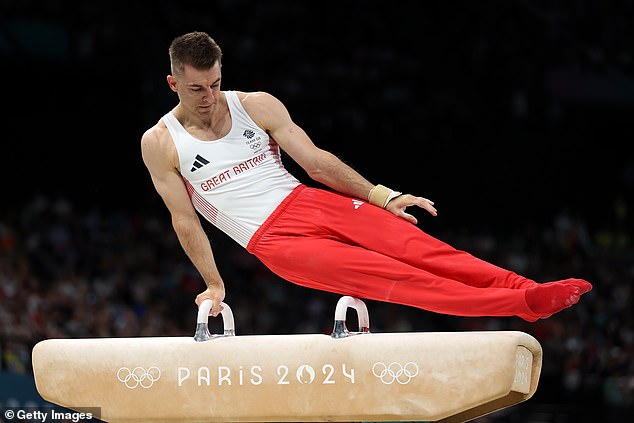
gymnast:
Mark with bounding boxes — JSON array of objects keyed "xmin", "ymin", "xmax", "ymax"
[{"xmin": 140, "ymin": 31, "xmax": 592, "ymax": 322}]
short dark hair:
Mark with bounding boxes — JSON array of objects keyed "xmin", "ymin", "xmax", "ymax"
[{"xmin": 169, "ymin": 31, "xmax": 222, "ymax": 75}]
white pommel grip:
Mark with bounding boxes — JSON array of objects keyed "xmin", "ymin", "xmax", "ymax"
[
  {"xmin": 368, "ymin": 184, "xmax": 402, "ymax": 208},
  {"xmin": 194, "ymin": 299, "xmax": 235, "ymax": 341},
  {"xmin": 331, "ymin": 295, "xmax": 370, "ymax": 338}
]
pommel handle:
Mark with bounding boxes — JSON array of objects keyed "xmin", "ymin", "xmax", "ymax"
[
  {"xmin": 331, "ymin": 296, "xmax": 370, "ymax": 338},
  {"xmin": 194, "ymin": 299, "xmax": 235, "ymax": 342}
]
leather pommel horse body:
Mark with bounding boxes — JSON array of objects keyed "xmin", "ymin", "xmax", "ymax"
[{"xmin": 32, "ymin": 296, "xmax": 542, "ymax": 422}]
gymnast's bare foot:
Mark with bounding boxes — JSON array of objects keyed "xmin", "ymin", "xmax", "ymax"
[{"xmin": 525, "ymin": 279, "xmax": 592, "ymax": 319}]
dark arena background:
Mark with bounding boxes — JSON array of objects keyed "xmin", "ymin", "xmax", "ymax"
[{"xmin": 1, "ymin": 1, "xmax": 633, "ymax": 422}]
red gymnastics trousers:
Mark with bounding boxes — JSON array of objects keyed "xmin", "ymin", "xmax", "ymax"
[{"xmin": 247, "ymin": 184, "xmax": 542, "ymax": 322}]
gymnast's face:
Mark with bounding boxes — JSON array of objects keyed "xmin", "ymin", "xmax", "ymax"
[{"xmin": 168, "ymin": 62, "xmax": 222, "ymax": 114}]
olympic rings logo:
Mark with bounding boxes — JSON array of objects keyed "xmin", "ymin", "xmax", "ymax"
[
  {"xmin": 117, "ymin": 366, "xmax": 161, "ymax": 389},
  {"xmin": 372, "ymin": 362, "xmax": 419, "ymax": 385}
]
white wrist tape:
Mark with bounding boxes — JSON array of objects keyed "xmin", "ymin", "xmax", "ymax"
[{"xmin": 368, "ymin": 184, "xmax": 402, "ymax": 208}]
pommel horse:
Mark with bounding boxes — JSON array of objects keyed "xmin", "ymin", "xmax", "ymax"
[{"xmin": 32, "ymin": 296, "xmax": 542, "ymax": 422}]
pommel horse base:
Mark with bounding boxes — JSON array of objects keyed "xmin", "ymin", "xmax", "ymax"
[{"xmin": 32, "ymin": 296, "xmax": 542, "ymax": 422}]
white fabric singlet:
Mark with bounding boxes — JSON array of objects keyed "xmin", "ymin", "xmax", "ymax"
[{"xmin": 162, "ymin": 91, "xmax": 300, "ymax": 247}]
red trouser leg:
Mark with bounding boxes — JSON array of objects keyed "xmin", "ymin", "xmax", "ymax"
[{"xmin": 247, "ymin": 187, "xmax": 541, "ymax": 321}]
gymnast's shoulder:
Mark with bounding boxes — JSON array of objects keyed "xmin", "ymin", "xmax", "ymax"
[
  {"xmin": 235, "ymin": 90, "xmax": 291, "ymax": 120},
  {"xmin": 140, "ymin": 117, "xmax": 176, "ymax": 162}
]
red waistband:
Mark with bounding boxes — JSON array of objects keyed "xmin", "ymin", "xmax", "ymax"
[{"xmin": 246, "ymin": 184, "xmax": 307, "ymax": 253}]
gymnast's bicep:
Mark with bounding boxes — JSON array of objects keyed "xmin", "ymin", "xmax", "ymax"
[{"xmin": 141, "ymin": 130, "xmax": 197, "ymax": 219}]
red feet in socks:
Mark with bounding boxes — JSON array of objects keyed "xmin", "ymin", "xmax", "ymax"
[{"xmin": 525, "ymin": 278, "xmax": 592, "ymax": 319}]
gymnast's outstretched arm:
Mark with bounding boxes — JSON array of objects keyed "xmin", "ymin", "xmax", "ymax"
[
  {"xmin": 141, "ymin": 124, "xmax": 225, "ymax": 317},
  {"xmin": 241, "ymin": 91, "xmax": 437, "ymax": 223}
]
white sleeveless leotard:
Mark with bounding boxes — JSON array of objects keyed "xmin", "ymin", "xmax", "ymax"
[{"xmin": 162, "ymin": 90, "xmax": 300, "ymax": 247}]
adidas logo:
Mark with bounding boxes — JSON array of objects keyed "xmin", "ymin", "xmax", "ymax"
[
  {"xmin": 190, "ymin": 154, "xmax": 210, "ymax": 172},
  {"xmin": 352, "ymin": 199, "xmax": 364, "ymax": 210}
]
